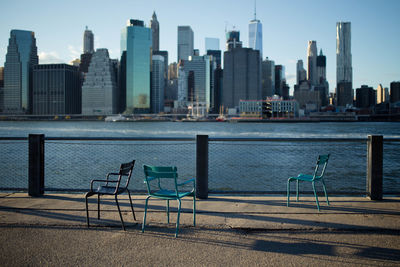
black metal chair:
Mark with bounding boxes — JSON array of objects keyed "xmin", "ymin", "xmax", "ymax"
[{"xmin": 85, "ymin": 160, "xmax": 136, "ymax": 230}]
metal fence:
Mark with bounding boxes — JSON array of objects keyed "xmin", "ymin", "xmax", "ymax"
[{"xmin": 0, "ymin": 136, "xmax": 399, "ymax": 195}]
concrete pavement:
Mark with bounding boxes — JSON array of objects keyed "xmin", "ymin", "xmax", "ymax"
[{"xmin": 1, "ymin": 193, "xmax": 400, "ymax": 266}]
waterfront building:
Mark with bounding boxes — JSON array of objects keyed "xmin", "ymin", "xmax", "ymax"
[
  {"xmin": 307, "ymin": 41, "xmax": 317, "ymax": 86},
  {"xmin": 316, "ymin": 49, "xmax": 329, "ymax": 106},
  {"xmin": 296, "ymin": 60, "xmax": 307, "ymax": 87},
  {"xmin": 182, "ymin": 55, "xmax": 211, "ymax": 108},
  {"xmin": 207, "ymin": 50, "xmax": 221, "ymax": 68},
  {"xmin": 82, "ymin": 49, "xmax": 118, "ymax": 115},
  {"xmin": 32, "ymin": 64, "xmax": 81, "ymax": 115},
  {"xmin": 151, "ymin": 55, "xmax": 165, "ymax": 113},
  {"xmin": 71, "ymin": 59, "xmax": 80, "ymax": 67},
  {"xmin": 390, "ymin": 81, "xmax": 400, "ymax": 103},
  {"xmin": 261, "ymin": 58, "xmax": 275, "ymax": 99},
  {"xmin": 83, "ymin": 26, "xmax": 94, "ymax": 54},
  {"xmin": 377, "ymin": 84, "xmax": 389, "ymax": 104},
  {"xmin": 317, "ymin": 49, "xmax": 326, "ymax": 83},
  {"xmin": 121, "ymin": 19, "xmax": 152, "ymax": 113},
  {"xmin": 226, "ymin": 30, "xmax": 242, "ymax": 51},
  {"xmin": 294, "ymin": 89, "xmax": 321, "ymax": 113},
  {"xmin": 79, "ymin": 53, "xmax": 92, "ymax": 74},
  {"xmin": 336, "ymin": 22, "xmax": 353, "ymax": 107},
  {"xmin": 239, "ymin": 97, "xmax": 299, "ymax": 118},
  {"xmin": 3, "ymin": 29, "xmax": 38, "ymax": 114},
  {"xmin": 168, "ymin": 62, "xmax": 178, "ymax": 80},
  {"xmin": 177, "ymin": 60, "xmax": 187, "ymax": 104},
  {"xmin": 150, "ymin": 11, "xmax": 159, "ymax": 52},
  {"xmin": 0, "ymin": 67, "xmax": 3, "ymax": 112},
  {"xmin": 177, "ymin": 26, "xmax": 194, "ymax": 62},
  {"xmin": 213, "ymin": 67, "xmax": 223, "ymax": 114},
  {"xmin": 274, "ymin": 65, "xmax": 285, "ymax": 97},
  {"xmin": 336, "ymin": 81, "xmax": 353, "ymax": 108},
  {"xmin": 223, "ymin": 46, "xmax": 261, "ymax": 110},
  {"xmin": 355, "ymin": 85, "xmax": 376, "ymax": 109},
  {"xmin": 205, "ymin": 37, "xmax": 219, "ymax": 51},
  {"xmin": 248, "ymin": 4, "xmax": 262, "ymax": 59}
]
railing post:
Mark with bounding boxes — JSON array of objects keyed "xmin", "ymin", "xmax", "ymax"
[
  {"xmin": 367, "ymin": 135, "xmax": 383, "ymax": 200},
  {"xmin": 29, "ymin": 134, "xmax": 44, "ymax": 197},
  {"xmin": 196, "ymin": 135, "xmax": 208, "ymax": 199}
]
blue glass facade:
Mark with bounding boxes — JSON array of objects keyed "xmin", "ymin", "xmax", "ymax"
[
  {"xmin": 121, "ymin": 21, "xmax": 152, "ymax": 113},
  {"xmin": 3, "ymin": 30, "xmax": 38, "ymax": 114}
]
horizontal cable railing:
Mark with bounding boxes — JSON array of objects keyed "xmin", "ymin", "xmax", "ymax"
[{"xmin": 0, "ymin": 136, "xmax": 399, "ymax": 195}]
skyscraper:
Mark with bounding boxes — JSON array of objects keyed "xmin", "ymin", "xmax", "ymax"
[
  {"xmin": 261, "ymin": 58, "xmax": 275, "ymax": 98},
  {"xmin": 83, "ymin": 26, "xmax": 94, "ymax": 54},
  {"xmin": 33, "ymin": 64, "xmax": 81, "ymax": 115},
  {"xmin": 121, "ymin": 19, "xmax": 152, "ymax": 113},
  {"xmin": 296, "ymin": 60, "xmax": 307, "ymax": 86},
  {"xmin": 275, "ymin": 65, "xmax": 285, "ymax": 96},
  {"xmin": 226, "ymin": 31, "xmax": 242, "ymax": 51},
  {"xmin": 150, "ymin": 11, "xmax": 159, "ymax": 52},
  {"xmin": 307, "ymin": 40, "xmax": 317, "ymax": 85},
  {"xmin": 205, "ymin": 37, "xmax": 219, "ymax": 51},
  {"xmin": 390, "ymin": 81, "xmax": 400, "ymax": 103},
  {"xmin": 248, "ymin": 2, "xmax": 262, "ymax": 58},
  {"xmin": 151, "ymin": 55, "xmax": 165, "ymax": 113},
  {"xmin": 82, "ymin": 49, "xmax": 118, "ymax": 115},
  {"xmin": 223, "ymin": 47, "xmax": 261, "ymax": 109},
  {"xmin": 377, "ymin": 84, "xmax": 388, "ymax": 104},
  {"xmin": 317, "ymin": 49, "xmax": 326, "ymax": 83},
  {"xmin": 336, "ymin": 22, "xmax": 353, "ymax": 107},
  {"xmin": 182, "ymin": 55, "xmax": 211, "ymax": 107},
  {"xmin": 177, "ymin": 26, "xmax": 194, "ymax": 62},
  {"xmin": 3, "ymin": 29, "xmax": 38, "ymax": 114}
]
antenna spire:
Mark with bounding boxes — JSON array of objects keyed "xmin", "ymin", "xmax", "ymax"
[{"xmin": 254, "ymin": 0, "xmax": 257, "ymax": 20}]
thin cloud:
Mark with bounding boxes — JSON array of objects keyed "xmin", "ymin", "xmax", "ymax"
[
  {"xmin": 68, "ymin": 45, "xmax": 82, "ymax": 61},
  {"xmin": 39, "ymin": 51, "xmax": 65, "ymax": 64}
]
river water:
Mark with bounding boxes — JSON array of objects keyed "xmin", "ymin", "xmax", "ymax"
[
  {"xmin": 0, "ymin": 121, "xmax": 399, "ymax": 194},
  {"xmin": 1, "ymin": 120, "xmax": 400, "ymax": 138}
]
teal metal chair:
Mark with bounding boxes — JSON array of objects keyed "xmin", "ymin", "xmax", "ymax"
[
  {"xmin": 142, "ymin": 165, "xmax": 196, "ymax": 237},
  {"xmin": 287, "ymin": 154, "xmax": 330, "ymax": 211}
]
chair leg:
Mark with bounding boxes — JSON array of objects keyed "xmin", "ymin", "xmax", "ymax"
[
  {"xmin": 142, "ymin": 196, "xmax": 150, "ymax": 233},
  {"xmin": 115, "ymin": 195, "xmax": 125, "ymax": 230},
  {"xmin": 296, "ymin": 180, "xmax": 299, "ymax": 202},
  {"xmin": 85, "ymin": 193, "xmax": 90, "ymax": 228},
  {"xmin": 321, "ymin": 179, "xmax": 330, "ymax": 206},
  {"xmin": 166, "ymin": 200, "xmax": 170, "ymax": 224},
  {"xmin": 287, "ymin": 178, "xmax": 291, "ymax": 207},
  {"xmin": 193, "ymin": 193, "xmax": 196, "ymax": 226},
  {"xmin": 312, "ymin": 181, "xmax": 320, "ymax": 211},
  {"xmin": 97, "ymin": 194, "xmax": 101, "ymax": 220},
  {"xmin": 175, "ymin": 199, "xmax": 182, "ymax": 238},
  {"xmin": 127, "ymin": 190, "xmax": 136, "ymax": 220}
]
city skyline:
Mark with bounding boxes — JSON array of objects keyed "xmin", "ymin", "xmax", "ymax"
[{"xmin": 1, "ymin": 0, "xmax": 399, "ymax": 95}]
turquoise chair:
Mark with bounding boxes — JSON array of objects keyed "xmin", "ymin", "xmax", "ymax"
[
  {"xmin": 287, "ymin": 154, "xmax": 330, "ymax": 211},
  {"xmin": 142, "ymin": 165, "xmax": 196, "ymax": 237}
]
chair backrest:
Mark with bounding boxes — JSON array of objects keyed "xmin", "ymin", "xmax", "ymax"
[
  {"xmin": 312, "ymin": 154, "xmax": 330, "ymax": 180},
  {"xmin": 143, "ymin": 165, "xmax": 179, "ymax": 196},
  {"xmin": 117, "ymin": 160, "xmax": 135, "ymax": 190}
]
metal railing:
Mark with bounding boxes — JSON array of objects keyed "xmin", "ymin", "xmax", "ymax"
[{"xmin": 0, "ymin": 135, "xmax": 399, "ymax": 196}]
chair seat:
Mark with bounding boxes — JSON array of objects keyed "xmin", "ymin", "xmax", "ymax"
[
  {"xmin": 289, "ymin": 174, "xmax": 322, "ymax": 181},
  {"xmin": 151, "ymin": 189, "xmax": 194, "ymax": 199},
  {"xmin": 95, "ymin": 185, "xmax": 126, "ymax": 195}
]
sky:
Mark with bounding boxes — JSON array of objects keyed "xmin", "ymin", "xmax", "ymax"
[{"xmin": 1, "ymin": 0, "xmax": 399, "ymax": 95}]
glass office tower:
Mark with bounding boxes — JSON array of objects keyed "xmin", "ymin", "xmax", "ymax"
[
  {"xmin": 3, "ymin": 30, "xmax": 38, "ymax": 114},
  {"xmin": 121, "ymin": 19, "xmax": 152, "ymax": 113},
  {"xmin": 248, "ymin": 2, "xmax": 262, "ymax": 59},
  {"xmin": 336, "ymin": 22, "xmax": 353, "ymax": 107},
  {"xmin": 177, "ymin": 26, "xmax": 194, "ymax": 62}
]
